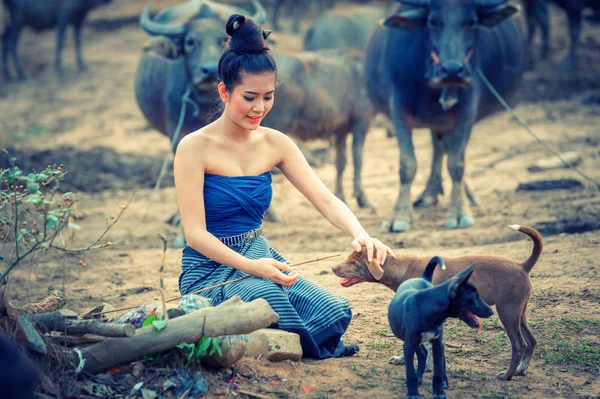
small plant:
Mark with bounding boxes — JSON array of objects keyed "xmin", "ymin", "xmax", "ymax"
[
  {"xmin": 177, "ymin": 337, "xmax": 222, "ymax": 368},
  {"xmin": 0, "ymin": 153, "xmax": 133, "ymax": 285}
]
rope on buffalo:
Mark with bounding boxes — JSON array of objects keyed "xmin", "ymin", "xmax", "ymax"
[
  {"xmin": 476, "ymin": 68, "xmax": 600, "ymax": 189},
  {"xmin": 131, "ymin": 84, "xmax": 200, "ymax": 233}
]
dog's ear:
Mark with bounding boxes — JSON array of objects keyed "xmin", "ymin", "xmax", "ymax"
[
  {"xmin": 448, "ymin": 263, "xmax": 475, "ymax": 298},
  {"xmin": 367, "ymin": 259, "xmax": 384, "ymax": 280}
]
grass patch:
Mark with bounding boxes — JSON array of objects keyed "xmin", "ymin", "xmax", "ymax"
[
  {"xmin": 542, "ymin": 316, "xmax": 600, "ymax": 370},
  {"xmin": 543, "ymin": 339, "xmax": 600, "ymax": 368},
  {"xmin": 10, "ymin": 125, "xmax": 53, "ymax": 142},
  {"xmin": 366, "ymin": 340, "xmax": 396, "ymax": 350}
]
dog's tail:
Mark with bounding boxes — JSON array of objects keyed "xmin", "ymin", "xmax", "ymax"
[
  {"xmin": 509, "ymin": 225, "xmax": 543, "ymax": 273},
  {"xmin": 422, "ymin": 256, "xmax": 446, "ymax": 282}
]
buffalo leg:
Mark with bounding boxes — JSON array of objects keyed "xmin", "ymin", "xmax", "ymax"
[
  {"xmin": 3, "ymin": 22, "xmax": 26, "ymax": 80},
  {"xmin": 414, "ymin": 131, "xmax": 445, "ymax": 208},
  {"xmin": 558, "ymin": 5, "xmax": 582, "ymax": 70},
  {"xmin": 389, "ymin": 93, "xmax": 415, "ymax": 232},
  {"xmin": 2, "ymin": 27, "xmax": 12, "ymax": 80},
  {"xmin": 55, "ymin": 21, "xmax": 68, "ymax": 76},
  {"xmin": 73, "ymin": 23, "xmax": 88, "ymax": 72},
  {"xmin": 525, "ymin": 0, "xmax": 550, "ymax": 61},
  {"xmin": 334, "ymin": 131, "xmax": 348, "ymax": 204},
  {"xmin": 444, "ymin": 119, "xmax": 474, "ymax": 229},
  {"xmin": 271, "ymin": 0, "xmax": 283, "ymax": 31},
  {"xmin": 351, "ymin": 118, "xmax": 375, "ymax": 208}
]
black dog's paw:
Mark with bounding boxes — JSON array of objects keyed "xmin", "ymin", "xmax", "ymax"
[
  {"xmin": 406, "ymin": 396, "xmax": 422, "ymax": 399},
  {"xmin": 433, "ymin": 395, "xmax": 448, "ymax": 399}
]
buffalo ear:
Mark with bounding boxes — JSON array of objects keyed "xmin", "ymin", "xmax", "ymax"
[
  {"xmin": 478, "ymin": 4, "xmax": 519, "ymax": 28},
  {"xmin": 143, "ymin": 36, "xmax": 181, "ymax": 60},
  {"xmin": 382, "ymin": 7, "xmax": 428, "ymax": 30},
  {"xmin": 367, "ymin": 259, "xmax": 385, "ymax": 280},
  {"xmin": 447, "ymin": 264, "xmax": 475, "ymax": 299}
]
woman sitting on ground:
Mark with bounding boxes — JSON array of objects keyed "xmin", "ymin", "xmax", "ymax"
[{"xmin": 174, "ymin": 13, "xmax": 395, "ymax": 359}]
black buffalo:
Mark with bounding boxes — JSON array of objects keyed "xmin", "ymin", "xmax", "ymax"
[
  {"xmin": 524, "ymin": 0, "xmax": 600, "ymax": 70},
  {"xmin": 1, "ymin": 0, "xmax": 112, "ymax": 80},
  {"xmin": 303, "ymin": 3, "xmax": 387, "ymax": 51},
  {"xmin": 135, "ymin": 0, "xmax": 267, "ymax": 151},
  {"xmin": 365, "ymin": 0, "xmax": 526, "ymax": 232}
]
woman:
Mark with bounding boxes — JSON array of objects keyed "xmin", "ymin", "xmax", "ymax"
[{"xmin": 175, "ymin": 14, "xmax": 395, "ymax": 359}]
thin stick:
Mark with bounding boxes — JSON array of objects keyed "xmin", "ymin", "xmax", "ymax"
[
  {"xmin": 237, "ymin": 390, "xmax": 272, "ymax": 399},
  {"xmin": 98, "ymin": 254, "xmax": 340, "ymax": 316},
  {"xmin": 157, "ymin": 233, "xmax": 169, "ymax": 320}
]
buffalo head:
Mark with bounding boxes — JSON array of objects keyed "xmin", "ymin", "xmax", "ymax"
[
  {"xmin": 139, "ymin": 0, "xmax": 267, "ymax": 90},
  {"xmin": 383, "ymin": 0, "xmax": 519, "ymax": 87}
]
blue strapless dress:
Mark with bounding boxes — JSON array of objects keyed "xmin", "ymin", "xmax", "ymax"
[{"xmin": 179, "ymin": 172, "xmax": 353, "ymax": 359}]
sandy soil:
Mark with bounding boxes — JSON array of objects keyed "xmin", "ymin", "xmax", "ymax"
[{"xmin": 1, "ymin": 1, "xmax": 599, "ymax": 398}]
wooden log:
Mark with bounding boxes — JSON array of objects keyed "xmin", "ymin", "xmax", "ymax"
[
  {"xmin": 28, "ymin": 310, "xmax": 135, "ymax": 338},
  {"xmin": 17, "ymin": 290, "xmax": 66, "ymax": 315},
  {"xmin": 516, "ymin": 178, "xmax": 584, "ymax": 192},
  {"xmin": 75, "ymin": 296, "xmax": 278, "ymax": 374},
  {"xmin": 527, "ymin": 151, "xmax": 582, "ymax": 173}
]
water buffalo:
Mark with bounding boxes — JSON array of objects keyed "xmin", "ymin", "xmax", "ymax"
[
  {"xmin": 365, "ymin": 0, "xmax": 526, "ymax": 232},
  {"xmin": 135, "ymin": 0, "xmax": 267, "ymax": 150},
  {"xmin": 265, "ymin": 49, "xmax": 375, "ymax": 208},
  {"xmin": 524, "ymin": 0, "xmax": 600, "ymax": 70},
  {"xmin": 1, "ymin": 0, "xmax": 112, "ymax": 80},
  {"xmin": 303, "ymin": 4, "xmax": 387, "ymax": 51},
  {"xmin": 270, "ymin": 0, "xmax": 335, "ymax": 32}
]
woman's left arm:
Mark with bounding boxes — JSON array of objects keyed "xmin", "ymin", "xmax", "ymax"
[{"xmin": 274, "ymin": 132, "xmax": 396, "ymax": 265}]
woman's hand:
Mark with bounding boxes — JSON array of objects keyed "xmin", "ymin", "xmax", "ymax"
[
  {"xmin": 352, "ymin": 234, "xmax": 397, "ymax": 266},
  {"xmin": 248, "ymin": 258, "xmax": 299, "ymax": 286}
]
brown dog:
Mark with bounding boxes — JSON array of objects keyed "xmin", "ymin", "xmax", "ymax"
[{"xmin": 332, "ymin": 225, "xmax": 542, "ymax": 381}]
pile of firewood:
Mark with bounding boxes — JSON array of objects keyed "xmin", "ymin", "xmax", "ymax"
[{"xmin": 0, "ymin": 288, "xmax": 280, "ymax": 396}]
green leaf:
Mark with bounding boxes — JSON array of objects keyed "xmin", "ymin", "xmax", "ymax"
[
  {"xmin": 24, "ymin": 194, "xmax": 41, "ymax": 204},
  {"xmin": 62, "ymin": 192, "xmax": 73, "ymax": 198},
  {"xmin": 26, "ymin": 182, "xmax": 39, "ymax": 194},
  {"xmin": 197, "ymin": 337, "xmax": 211, "ymax": 356},
  {"xmin": 141, "ymin": 314, "xmax": 157, "ymax": 328},
  {"xmin": 68, "ymin": 223, "xmax": 80, "ymax": 230},
  {"xmin": 35, "ymin": 173, "xmax": 48, "ymax": 183},
  {"xmin": 152, "ymin": 320, "xmax": 168, "ymax": 331},
  {"xmin": 45, "ymin": 215, "xmax": 57, "ymax": 229},
  {"xmin": 209, "ymin": 339, "xmax": 222, "ymax": 357},
  {"xmin": 176, "ymin": 343, "xmax": 195, "ymax": 351}
]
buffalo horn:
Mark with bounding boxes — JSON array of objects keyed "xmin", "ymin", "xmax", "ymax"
[
  {"xmin": 397, "ymin": 0, "xmax": 431, "ymax": 7},
  {"xmin": 249, "ymin": 0, "xmax": 267, "ymax": 25},
  {"xmin": 139, "ymin": 4, "xmax": 186, "ymax": 37},
  {"xmin": 475, "ymin": 0, "xmax": 508, "ymax": 7}
]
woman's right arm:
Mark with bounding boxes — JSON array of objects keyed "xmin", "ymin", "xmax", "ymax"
[{"xmin": 174, "ymin": 135, "xmax": 299, "ymax": 286}]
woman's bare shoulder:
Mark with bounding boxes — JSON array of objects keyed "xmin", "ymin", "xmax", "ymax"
[
  {"xmin": 262, "ymin": 126, "xmax": 294, "ymax": 147},
  {"xmin": 176, "ymin": 128, "xmax": 216, "ymax": 155}
]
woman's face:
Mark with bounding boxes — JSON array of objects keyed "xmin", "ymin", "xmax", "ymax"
[{"xmin": 219, "ymin": 72, "xmax": 276, "ymax": 131}]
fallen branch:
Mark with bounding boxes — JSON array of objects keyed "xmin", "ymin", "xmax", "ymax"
[
  {"xmin": 29, "ymin": 310, "xmax": 135, "ymax": 338},
  {"xmin": 98, "ymin": 254, "xmax": 341, "ymax": 317},
  {"xmin": 72, "ymin": 296, "xmax": 278, "ymax": 374}
]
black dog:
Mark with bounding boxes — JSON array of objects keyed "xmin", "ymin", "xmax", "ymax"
[{"xmin": 387, "ymin": 256, "xmax": 494, "ymax": 399}]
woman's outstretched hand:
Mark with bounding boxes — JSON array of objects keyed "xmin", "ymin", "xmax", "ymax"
[
  {"xmin": 249, "ymin": 258, "xmax": 299, "ymax": 286},
  {"xmin": 352, "ymin": 234, "xmax": 397, "ymax": 266}
]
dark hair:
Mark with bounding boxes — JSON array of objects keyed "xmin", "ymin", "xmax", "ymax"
[{"xmin": 217, "ymin": 14, "xmax": 277, "ymax": 91}]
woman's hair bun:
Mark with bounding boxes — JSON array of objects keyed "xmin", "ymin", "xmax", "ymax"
[{"xmin": 225, "ymin": 13, "xmax": 269, "ymax": 54}]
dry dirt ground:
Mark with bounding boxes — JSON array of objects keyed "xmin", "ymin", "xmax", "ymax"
[{"xmin": 1, "ymin": 1, "xmax": 599, "ymax": 398}]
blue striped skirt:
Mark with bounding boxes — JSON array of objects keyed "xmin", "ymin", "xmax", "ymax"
[{"xmin": 179, "ymin": 233, "xmax": 353, "ymax": 359}]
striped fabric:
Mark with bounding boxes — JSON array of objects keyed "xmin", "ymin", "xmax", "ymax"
[{"xmin": 179, "ymin": 235, "xmax": 353, "ymax": 359}]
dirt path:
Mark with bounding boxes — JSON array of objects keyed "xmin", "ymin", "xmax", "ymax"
[{"xmin": 1, "ymin": 1, "xmax": 599, "ymax": 398}]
